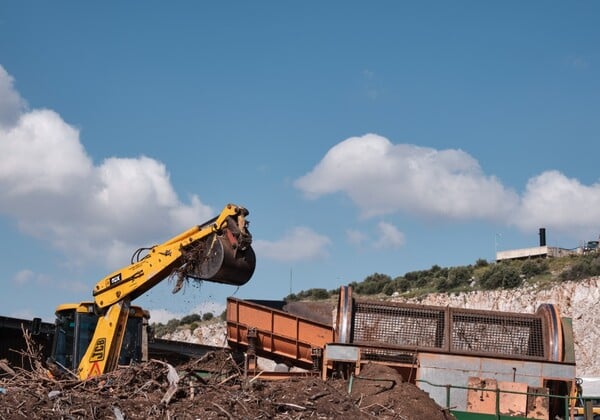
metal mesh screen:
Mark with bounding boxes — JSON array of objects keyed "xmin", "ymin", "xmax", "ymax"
[
  {"xmin": 450, "ymin": 310, "xmax": 545, "ymax": 358},
  {"xmin": 351, "ymin": 300, "xmax": 547, "ymax": 359},
  {"xmin": 352, "ymin": 301, "xmax": 446, "ymax": 349}
]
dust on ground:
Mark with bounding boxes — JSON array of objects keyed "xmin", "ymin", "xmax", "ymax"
[{"xmin": 0, "ymin": 349, "xmax": 454, "ymax": 420}]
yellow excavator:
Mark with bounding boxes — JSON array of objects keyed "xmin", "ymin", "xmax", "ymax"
[{"xmin": 49, "ymin": 204, "xmax": 256, "ymax": 380}]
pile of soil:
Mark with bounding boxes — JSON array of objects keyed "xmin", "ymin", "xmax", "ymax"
[
  {"xmin": 0, "ymin": 351, "xmax": 454, "ymax": 419},
  {"xmin": 344, "ymin": 363, "xmax": 453, "ymax": 420}
]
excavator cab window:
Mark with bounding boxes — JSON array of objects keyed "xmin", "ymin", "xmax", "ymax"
[
  {"xmin": 52, "ymin": 310, "xmax": 76, "ymax": 371},
  {"xmin": 51, "ymin": 308, "xmax": 98, "ymax": 372},
  {"xmin": 51, "ymin": 306, "xmax": 146, "ymax": 374},
  {"xmin": 75, "ymin": 312, "xmax": 98, "ymax": 368},
  {"xmin": 118, "ymin": 314, "xmax": 144, "ymax": 366}
]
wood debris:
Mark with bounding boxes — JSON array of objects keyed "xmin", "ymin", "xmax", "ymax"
[{"xmin": 0, "ymin": 333, "xmax": 454, "ymax": 419}]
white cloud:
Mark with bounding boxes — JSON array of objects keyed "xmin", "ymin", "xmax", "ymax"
[
  {"xmin": 295, "ymin": 133, "xmax": 519, "ymax": 221},
  {"xmin": 374, "ymin": 221, "xmax": 405, "ymax": 249},
  {"xmin": 12, "ymin": 269, "xmax": 34, "ymax": 286},
  {"xmin": 11, "ymin": 269, "xmax": 53, "ymax": 286},
  {"xmin": 347, "ymin": 223, "xmax": 405, "ymax": 250},
  {"xmin": 253, "ymin": 227, "xmax": 331, "ymax": 262},
  {"xmin": 12, "ymin": 268, "xmax": 87, "ymax": 294},
  {"xmin": 0, "ymin": 65, "xmax": 214, "ymax": 268},
  {"xmin": 0, "ymin": 66, "xmax": 26, "ymax": 128},
  {"xmin": 515, "ymin": 171, "xmax": 600, "ymax": 238},
  {"xmin": 295, "ymin": 134, "xmax": 600, "ymax": 239},
  {"xmin": 0, "ymin": 109, "xmax": 91, "ymax": 196},
  {"xmin": 346, "ymin": 228, "xmax": 368, "ymax": 246}
]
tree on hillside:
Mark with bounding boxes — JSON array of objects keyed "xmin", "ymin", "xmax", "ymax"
[
  {"xmin": 447, "ymin": 266, "xmax": 473, "ymax": 288},
  {"xmin": 521, "ymin": 259, "xmax": 548, "ymax": 278},
  {"xmin": 180, "ymin": 313, "xmax": 201, "ymax": 325},
  {"xmin": 353, "ymin": 273, "xmax": 392, "ymax": 295},
  {"xmin": 479, "ymin": 263, "xmax": 521, "ymax": 289}
]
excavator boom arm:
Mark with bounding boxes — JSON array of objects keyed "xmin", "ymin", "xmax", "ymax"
[
  {"xmin": 92, "ymin": 204, "xmax": 255, "ymax": 309},
  {"xmin": 68, "ymin": 204, "xmax": 255, "ymax": 379}
]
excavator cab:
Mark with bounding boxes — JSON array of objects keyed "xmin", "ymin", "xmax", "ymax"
[{"xmin": 50, "ymin": 302, "xmax": 148, "ymax": 374}]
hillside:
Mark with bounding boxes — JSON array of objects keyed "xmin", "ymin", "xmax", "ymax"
[
  {"xmin": 160, "ymin": 253, "xmax": 600, "ymax": 377},
  {"xmin": 280, "ymin": 253, "xmax": 600, "ymax": 376}
]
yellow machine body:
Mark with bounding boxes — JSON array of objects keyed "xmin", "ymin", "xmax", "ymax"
[{"xmin": 50, "ymin": 204, "xmax": 255, "ymax": 379}]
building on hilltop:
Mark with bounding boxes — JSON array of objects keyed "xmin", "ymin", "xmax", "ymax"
[{"xmin": 495, "ymin": 228, "xmax": 596, "ymax": 262}]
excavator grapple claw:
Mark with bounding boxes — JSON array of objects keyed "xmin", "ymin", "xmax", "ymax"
[{"xmin": 181, "ymin": 233, "xmax": 256, "ymax": 286}]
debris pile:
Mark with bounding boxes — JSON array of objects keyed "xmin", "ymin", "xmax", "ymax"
[
  {"xmin": 345, "ymin": 363, "xmax": 453, "ymax": 420},
  {"xmin": 0, "ymin": 341, "xmax": 454, "ymax": 419}
]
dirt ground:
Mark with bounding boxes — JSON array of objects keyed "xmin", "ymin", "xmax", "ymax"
[{"xmin": 0, "ymin": 350, "xmax": 455, "ymax": 420}]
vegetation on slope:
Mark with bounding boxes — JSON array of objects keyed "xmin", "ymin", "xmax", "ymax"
[
  {"xmin": 151, "ymin": 311, "xmax": 219, "ymax": 337},
  {"xmin": 284, "ymin": 252, "xmax": 600, "ymax": 302}
]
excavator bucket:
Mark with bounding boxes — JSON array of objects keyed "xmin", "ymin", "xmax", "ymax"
[{"xmin": 181, "ymin": 232, "xmax": 256, "ymax": 286}]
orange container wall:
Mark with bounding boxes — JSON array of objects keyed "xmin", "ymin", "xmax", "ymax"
[{"xmin": 226, "ymin": 297, "xmax": 334, "ymax": 366}]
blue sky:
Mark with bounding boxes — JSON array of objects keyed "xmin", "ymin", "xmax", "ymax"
[{"xmin": 1, "ymin": 2, "xmax": 599, "ymax": 323}]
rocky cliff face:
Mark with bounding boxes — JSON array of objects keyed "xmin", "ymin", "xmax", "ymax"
[
  {"xmin": 391, "ymin": 277, "xmax": 600, "ymax": 376},
  {"xmin": 162, "ymin": 322, "xmax": 228, "ymax": 347}
]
